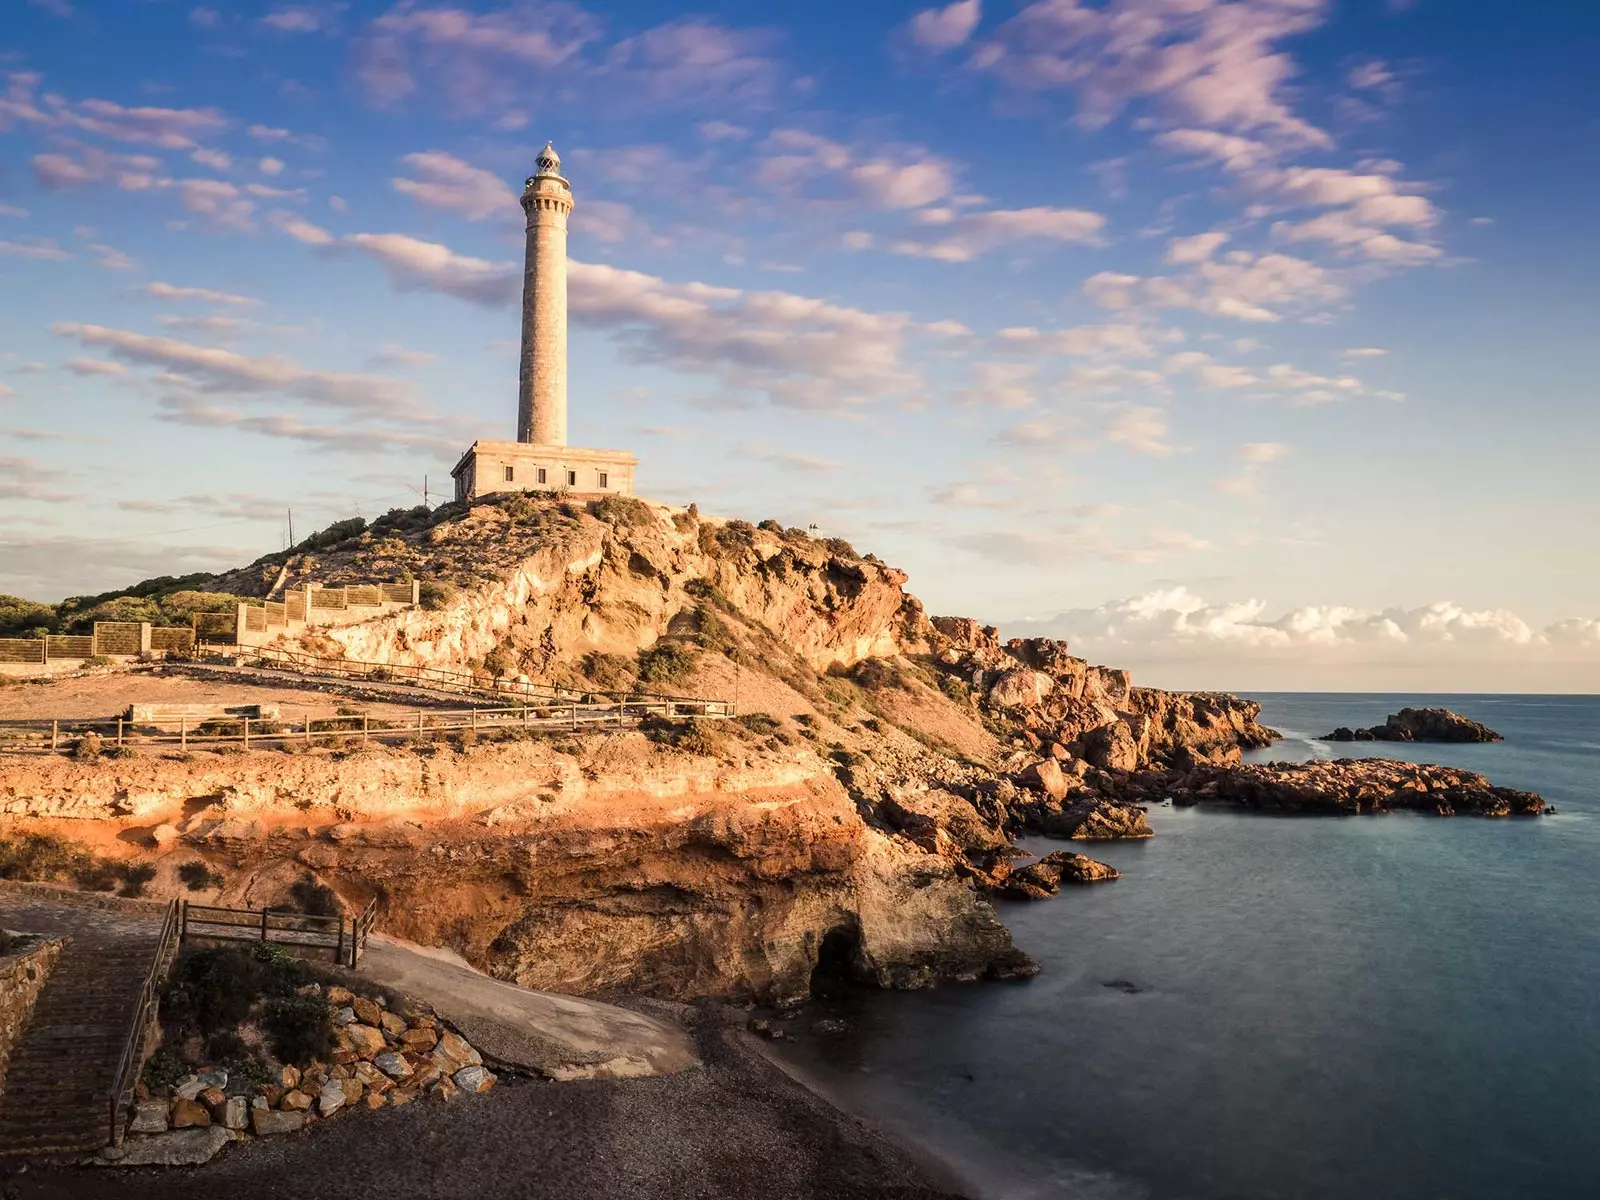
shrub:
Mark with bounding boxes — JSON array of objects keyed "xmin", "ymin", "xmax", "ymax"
[
  {"xmin": 455, "ymin": 727, "xmax": 478, "ymax": 750},
  {"xmin": 259, "ymin": 995, "xmax": 333, "ymax": 1066},
  {"xmin": 581, "ymin": 651, "xmax": 636, "ymax": 691},
  {"xmin": 119, "ymin": 863, "xmax": 156, "ymax": 898},
  {"xmin": 482, "ymin": 645, "xmax": 514, "ymax": 681},
  {"xmin": 164, "ymin": 948, "xmax": 265, "ymax": 1036},
  {"xmin": 141, "ymin": 1045, "xmax": 188, "ymax": 1093},
  {"xmin": 757, "ymin": 519, "xmax": 783, "ymax": 532},
  {"xmin": 636, "ymin": 641, "xmax": 696, "ymax": 686},
  {"xmin": 590, "ymin": 496, "xmax": 655, "ymax": 528},
  {"xmin": 104, "ymin": 744, "xmax": 135, "ymax": 760},
  {"xmin": 639, "ymin": 715, "xmax": 729, "ymax": 757},
  {"xmin": 850, "ymin": 659, "xmax": 908, "ymax": 691},
  {"xmin": 822, "ymin": 537, "xmax": 859, "ymax": 559},
  {"xmin": 289, "ymin": 873, "xmax": 341, "ymax": 917},
  {"xmin": 418, "ymin": 581, "xmax": 458, "ymax": 611},
  {"xmin": 736, "ymin": 712, "xmax": 782, "ymax": 735},
  {"xmin": 71, "ymin": 732, "xmax": 103, "ymax": 761},
  {"xmin": 177, "ymin": 860, "xmax": 223, "ymax": 892},
  {"xmin": 82, "ymin": 654, "xmax": 113, "ymax": 668}
]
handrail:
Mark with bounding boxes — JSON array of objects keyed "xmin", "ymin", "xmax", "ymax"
[
  {"xmin": 232, "ymin": 643, "xmax": 725, "ymax": 707},
  {"xmin": 351, "ymin": 897, "xmax": 378, "ymax": 967},
  {"xmin": 107, "ymin": 897, "xmax": 181, "ymax": 1148}
]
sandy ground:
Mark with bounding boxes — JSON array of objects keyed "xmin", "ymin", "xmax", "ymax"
[
  {"xmin": 7, "ymin": 1009, "xmax": 969, "ymax": 1200},
  {"xmin": 0, "ymin": 669, "xmax": 436, "ymax": 723}
]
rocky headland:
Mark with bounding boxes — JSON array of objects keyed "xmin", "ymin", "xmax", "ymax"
[
  {"xmin": 1321, "ymin": 706, "xmax": 1503, "ymax": 743},
  {"xmin": 0, "ymin": 493, "xmax": 1547, "ymax": 1015}
]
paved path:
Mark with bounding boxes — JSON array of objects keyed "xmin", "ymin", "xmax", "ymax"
[
  {"xmin": 0, "ymin": 889, "xmax": 165, "ymax": 1157},
  {"xmin": 357, "ymin": 935, "xmax": 699, "ymax": 1080}
]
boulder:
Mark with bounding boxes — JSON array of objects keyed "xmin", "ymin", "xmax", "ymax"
[
  {"xmin": 1017, "ymin": 757, "xmax": 1068, "ymax": 800},
  {"xmin": 1043, "ymin": 797, "xmax": 1153, "ymax": 840},
  {"xmin": 399, "ymin": 1027, "xmax": 438, "ymax": 1052},
  {"xmin": 353, "ymin": 1061, "xmax": 394, "ymax": 1092},
  {"xmin": 277, "ymin": 1064, "xmax": 301, "ymax": 1090},
  {"xmin": 326, "ymin": 986, "xmax": 354, "ymax": 1004},
  {"xmin": 251, "ymin": 1109, "xmax": 305, "ymax": 1137},
  {"xmin": 173, "ymin": 1075, "xmax": 205, "ymax": 1101},
  {"xmin": 280, "ymin": 1089, "xmax": 313, "ymax": 1112},
  {"xmin": 169, "ymin": 1098, "xmax": 210, "ymax": 1128},
  {"xmin": 1076, "ymin": 721, "xmax": 1140, "ymax": 772},
  {"xmin": 988, "ymin": 668, "xmax": 1054, "ymax": 710},
  {"xmin": 128, "ymin": 1100, "xmax": 168, "ymax": 1135},
  {"xmin": 373, "ymin": 1051, "xmax": 413, "ymax": 1080},
  {"xmin": 428, "ymin": 1029, "xmax": 482, "ymax": 1075},
  {"xmin": 380, "ymin": 1011, "xmax": 409, "ymax": 1036},
  {"xmin": 221, "ymin": 1095, "xmax": 249, "ymax": 1131},
  {"xmin": 363, "ymin": 1092, "xmax": 387, "ymax": 1110},
  {"xmin": 345, "ymin": 1023, "xmax": 387, "ymax": 1059},
  {"xmin": 316, "ymin": 1083, "xmax": 344, "ymax": 1117},
  {"xmin": 1320, "ymin": 707, "xmax": 1502, "ymax": 744},
  {"xmin": 333, "ymin": 1006, "xmax": 358, "ymax": 1026},
  {"xmin": 452, "ymin": 1065, "xmax": 496, "ymax": 1094},
  {"xmin": 351, "ymin": 996, "xmax": 383, "ymax": 1026}
]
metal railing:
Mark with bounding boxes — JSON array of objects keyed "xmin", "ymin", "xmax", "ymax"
[{"xmin": 107, "ymin": 898, "xmax": 181, "ymax": 1148}]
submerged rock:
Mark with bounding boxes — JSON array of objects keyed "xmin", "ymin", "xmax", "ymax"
[{"xmin": 1000, "ymin": 851, "xmax": 1120, "ymax": 900}]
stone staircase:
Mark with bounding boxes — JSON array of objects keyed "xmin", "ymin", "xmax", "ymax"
[{"xmin": 0, "ymin": 897, "xmax": 164, "ymax": 1157}]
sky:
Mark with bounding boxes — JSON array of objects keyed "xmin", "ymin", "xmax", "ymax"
[{"xmin": 1, "ymin": 0, "xmax": 1597, "ymax": 692}]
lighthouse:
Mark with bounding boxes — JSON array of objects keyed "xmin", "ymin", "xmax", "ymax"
[{"xmin": 451, "ymin": 143, "xmax": 637, "ymax": 502}]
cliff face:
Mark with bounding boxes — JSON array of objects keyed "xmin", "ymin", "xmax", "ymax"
[{"xmin": 0, "ymin": 492, "xmax": 1283, "ymax": 1005}]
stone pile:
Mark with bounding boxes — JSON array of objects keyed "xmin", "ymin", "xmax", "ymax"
[{"xmin": 127, "ymin": 984, "xmax": 496, "ymax": 1144}]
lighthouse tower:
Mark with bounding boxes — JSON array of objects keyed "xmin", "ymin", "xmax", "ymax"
[
  {"xmin": 518, "ymin": 142, "xmax": 571, "ymax": 446},
  {"xmin": 451, "ymin": 142, "xmax": 637, "ymax": 502}
]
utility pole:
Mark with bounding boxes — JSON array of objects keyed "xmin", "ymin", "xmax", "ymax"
[
  {"xmin": 287, "ymin": 508, "xmax": 295, "ymax": 547},
  {"xmin": 424, "ymin": 475, "xmax": 429, "ymax": 506}
]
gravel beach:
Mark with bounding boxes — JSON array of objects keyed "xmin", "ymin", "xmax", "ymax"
[{"xmin": 5, "ymin": 1006, "xmax": 970, "ymax": 1200}]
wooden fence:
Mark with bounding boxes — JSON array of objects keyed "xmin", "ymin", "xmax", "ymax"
[
  {"xmin": 179, "ymin": 897, "xmax": 378, "ymax": 969},
  {"xmin": 0, "ymin": 694, "xmax": 733, "ymax": 756},
  {"xmin": 0, "ymin": 623, "xmax": 195, "ymax": 665}
]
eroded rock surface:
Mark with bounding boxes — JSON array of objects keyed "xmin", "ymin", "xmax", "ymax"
[
  {"xmin": 1149, "ymin": 759, "xmax": 1543, "ymax": 817},
  {"xmin": 1321, "ymin": 707, "xmax": 1503, "ymax": 744}
]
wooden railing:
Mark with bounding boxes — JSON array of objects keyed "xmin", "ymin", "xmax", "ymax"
[
  {"xmin": 180, "ymin": 896, "xmax": 378, "ymax": 969},
  {"xmin": 0, "ymin": 694, "xmax": 733, "ymax": 756},
  {"xmin": 107, "ymin": 898, "xmax": 181, "ymax": 1148},
  {"xmin": 231, "ymin": 643, "xmax": 722, "ymax": 708}
]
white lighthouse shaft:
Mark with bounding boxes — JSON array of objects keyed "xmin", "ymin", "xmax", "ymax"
[{"xmin": 517, "ymin": 143, "xmax": 572, "ymax": 446}]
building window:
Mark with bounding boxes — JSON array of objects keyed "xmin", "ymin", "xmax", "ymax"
[
  {"xmin": 566, "ymin": 470, "xmax": 577, "ymax": 487},
  {"xmin": 536, "ymin": 467, "xmax": 547, "ymax": 485},
  {"xmin": 598, "ymin": 472, "xmax": 608, "ymax": 489},
  {"xmin": 504, "ymin": 465, "xmax": 515, "ymax": 482}
]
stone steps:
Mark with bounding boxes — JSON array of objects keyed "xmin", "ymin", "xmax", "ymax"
[{"xmin": 0, "ymin": 932, "xmax": 161, "ymax": 1156}]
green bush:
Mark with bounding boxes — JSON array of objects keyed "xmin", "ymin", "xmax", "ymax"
[
  {"xmin": 119, "ymin": 863, "xmax": 156, "ymax": 898},
  {"xmin": 419, "ymin": 581, "xmax": 458, "ymax": 611},
  {"xmin": 580, "ymin": 651, "xmax": 636, "ymax": 691},
  {"xmin": 736, "ymin": 712, "xmax": 782, "ymax": 735},
  {"xmin": 164, "ymin": 948, "xmax": 265, "ymax": 1035},
  {"xmin": 141, "ymin": 1045, "xmax": 187, "ymax": 1093},
  {"xmin": 260, "ymin": 995, "xmax": 333, "ymax": 1065},
  {"xmin": 637, "ymin": 641, "xmax": 697, "ymax": 686},
  {"xmin": 289, "ymin": 873, "xmax": 341, "ymax": 917},
  {"xmin": 589, "ymin": 495, "xmax": 655, "ymax": 528},
  {"xmin": 178, "ymin": 860, "xmax": 224, "ymax": 891}
]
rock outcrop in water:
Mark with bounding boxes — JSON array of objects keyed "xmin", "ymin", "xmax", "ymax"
[
  {"xmin": 1321, "ymin": 707, "xmax": 1502, "ymax": 744},
  {"xmin": 1133, "ymin": 759, "xmax": 1543, "ymax": 817}
]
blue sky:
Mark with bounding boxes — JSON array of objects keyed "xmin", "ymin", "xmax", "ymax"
[{"xmin": 2, "ymin": 0, "xmax": 1597, "ymax": 690}]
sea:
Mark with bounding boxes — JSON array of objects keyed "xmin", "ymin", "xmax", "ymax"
[{"xmin": 768, "ymin": 694, "xmax": 1600, "ymax": 1200}]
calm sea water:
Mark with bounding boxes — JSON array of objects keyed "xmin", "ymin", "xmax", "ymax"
[{"xmin": 770, "ymin": 694, "xmax": 1600, "ymax": 1200}]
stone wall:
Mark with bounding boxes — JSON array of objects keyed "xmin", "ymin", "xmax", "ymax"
[{"xmin": 0, "ymin": 935, "xmax": 64, "ymax": 1099}]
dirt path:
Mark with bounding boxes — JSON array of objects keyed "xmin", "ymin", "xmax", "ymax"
[{"xmin": 356, "ymin": 934, "xmax": 698, "ymax": 1080}]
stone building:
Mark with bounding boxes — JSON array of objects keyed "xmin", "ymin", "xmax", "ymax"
[{"xmin": 451, "ymin": 143, "xmax": 637, "ymax": 501}]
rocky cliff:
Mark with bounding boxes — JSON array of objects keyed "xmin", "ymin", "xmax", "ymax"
[{"xmin": 7, "ymin": 490, "xmax": 1489, "ymax": 1010}]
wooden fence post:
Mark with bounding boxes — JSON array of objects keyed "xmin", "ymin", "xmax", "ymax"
[
  {"xmin": 416, "ymin": 711, "xmax": 424, "ymax": 739},
  {"xmin": 242, "ymin": 716, "xmax": 250, "ymax": 751},
  {"xmin": 260, "ymin": 907, "xmax": 269, "ymax": 943},
  {"xmin": 335, "ymin": 917, "xmax": 344, "ymax": 967},
  {"xmin": 362, "ymin": 714, "xmax": 369, "ymax": 745},
  {"xmin": 116, "ymin": 717, "xmax": 124, "ymax": 747},
  {"xmin": 180, "ymin": 719, "xmax": 187, "ymax": 751},
  {"xmin": 50, "ymin": 720, "xmax": 58, "ymax": 752}
]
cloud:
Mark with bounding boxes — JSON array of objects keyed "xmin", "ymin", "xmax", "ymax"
[
  {"xmin": 1165, "ymin": 230, "xmax": 1229, "ymax": 265},
  {"xmin": 368, "ymin": 343, "xmax": 438, "ymax": 368},
  {"xmin": 955, "ymin": 361, "xmax": 1037, "ymax": 409},
  {"xmin": 1339, "ymin": 346, "xmax": 1387, "ymax": 358},
  {"xmin": 66, "ymin": 357, "xmax": 127, "ymax": 376},
  {"xmin": 907, "ymin": 0, "xmax": 982, "ymax": 51},
  {"xmin": 2, "ymin": 73, "xmax": 226, "ymax": 148},
  {"xmin": 31, "ymin": 145, "xmax": 163, "ymax": 190},
  {"xmin": 0, "ymin": 237, "xmax": 71, "ymax": 261},
  {"xmin": 261, "ymin": 5, "xmax": 329, "ymax": 33},
  {"xmin": 1239, "ymin": 440, "xmax": 1288, "ymax": 463},
  {"xmin": 602, "ymin": 18, "xmax": 782, "ymax": 109},
  {"xmin": 756, "ymin": 130, "xmax": 957, "ymax": 211},
  {"xmin": 744, "ymin": 445, "xmax": 840, "ymax": 472},
  {"xmin": 891, "ymin": 205, "xmax": 1105, "ymax": 261},
  {"xmin": 1005, "ymin": 589, "xmax": 1600, "ymax": 686},
  {"xmin": 391, "ymin": 150, "xmax": 518, "ymax": 221},
  {"xmin": 344, "ymin": 232, "xmax": 518, "ymax": 307},
  {"xmin": 0, "ymin": 533, "xmax": 252, "ymax": 599},
  {"xmin": 355, "ymin": 2, "xmax": 601, "ymax": 111},
  {"xmin": 139, "ymin": 281, "xmax": 259, "ymax": 306},
  {"xmin": 1085, "ymin": 251, "xmax": 1343, "ymax": 322},
  {"xmin": 0, "ymin": 455, "xmax": 78, "ymax": 502},
  {"xmin": 86, "ymin": 242, "xmax": 134, "ymax": 270},
  {"xmin": 52, "ymin": 323, "xmax": 433, "ymax": 425},
  {"xmin": 1106, "ymin": 406, "xmax": 1174, "ymax": 456},
  {"xmin": 968, "ymin": 0, "xmax": 1333, "ymax": 147}
]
